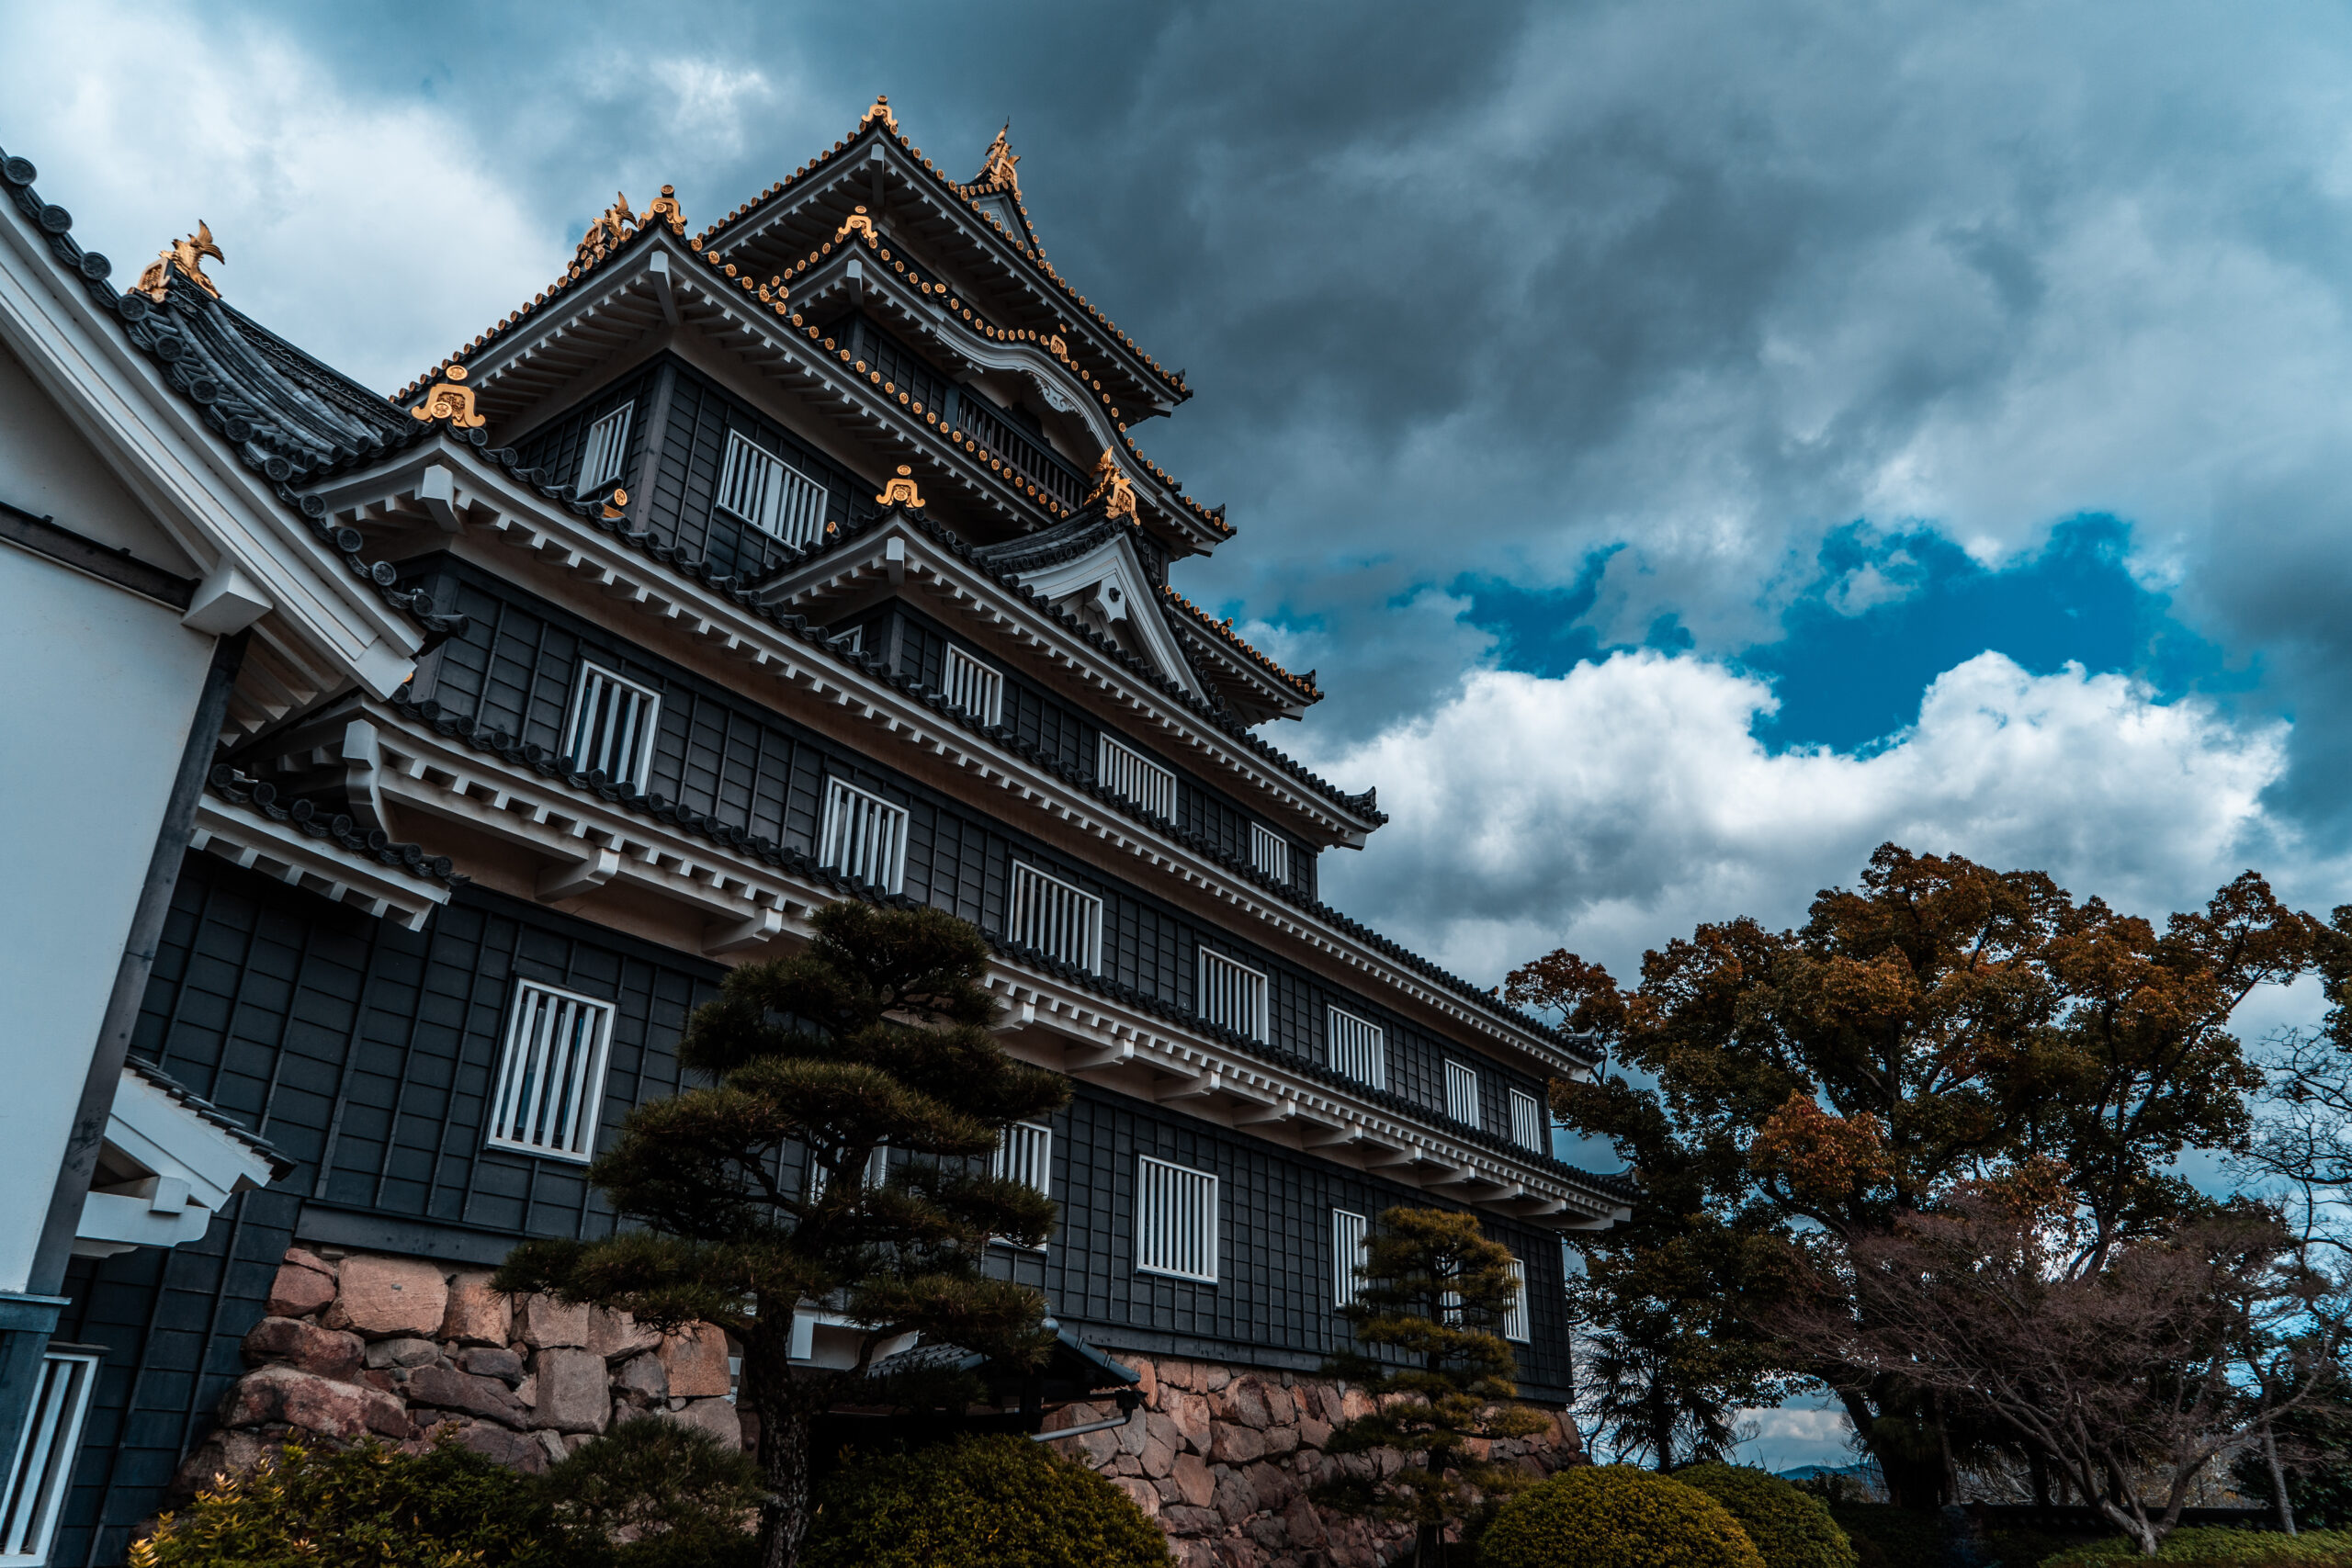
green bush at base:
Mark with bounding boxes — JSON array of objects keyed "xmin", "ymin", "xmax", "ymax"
[
  {"xmin": 1478, "ymin": 1463, "xmax": 1768, "ymax": 1568},
  {"xmin": 2041, "ymin": 1527, "xmax": 2352, "ymax": 1567},
  {"xmin": 802, "ymin": 1433, "xmax": 1170, "ymax": 1568},
  {"xmin": 1678, "ymin": 1464, "xmax": 1858, "ymax": 1568}
]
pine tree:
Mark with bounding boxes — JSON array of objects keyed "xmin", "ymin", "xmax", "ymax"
[
  {"xmin": 1317, "ymin": 1206, "xmax": 1551, "ymax": 1567},
  {"xmin": 495, "ymin": 900, "xmax": 1069, "ymax": 1568}
]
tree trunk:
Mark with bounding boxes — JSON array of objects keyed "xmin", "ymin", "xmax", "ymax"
[
  {"xmin": 2265, "ymin": 1427, "xmax": 2297, "ymax": 1537},
  {"xmin": 757, "ymin": 1395, "xmax": 815, "ymax": 1568}
]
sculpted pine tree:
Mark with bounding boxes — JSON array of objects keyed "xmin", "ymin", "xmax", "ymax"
[
  {"xmin": 494, "ymin": 901, "xmax": 1069, "ymax": 1568},
  {"xmin": 1317, "ymin": 1206, "xmax": 1549, "ymax": 1568}
]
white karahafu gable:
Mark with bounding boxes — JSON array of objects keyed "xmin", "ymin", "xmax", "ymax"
[
  {"xmin": 74, "ymin": 1062, "xmax": 284, "ymax": 1259},
  {"xmin": 1007, "ymin": 532, "xmax": 1204, "ymax": 700}
]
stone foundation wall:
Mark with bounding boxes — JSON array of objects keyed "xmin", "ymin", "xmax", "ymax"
[
  {"xmin": 1043, "ymin": 1355, "xmax": 1581, "ymax": 1568},
  {"xmin": 177, "ymin": 1244, "xmax": 745, "ymax": 1494}
]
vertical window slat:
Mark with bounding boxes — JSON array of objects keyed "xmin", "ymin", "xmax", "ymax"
[
  {"xmin": 718, "ymin": 430, "xmax": 826, "ymax": 547},
  {"xmin": 1502, "ymin": 1257, "xmax": 1531, "ymax": 1342},
  {"xmin": 1445, "ymin": 1060, "xmax": 1481, "ymax": 1130},
  {"xmin": 1250, "ymin": 823, "xmax": 1291, "ymax": 884},
  {"xmin": 562, "ymin": 662, "xmax": 661, "ymax": 789},
  {"xmin": 1198, "ymin": 949, "xmax": 1268, "ymax": 1043},
  {"xmin": 576, "ymin": 402, "xmax": 635, "ymax": 492},
  {"xmin": 1332, "ymin": 1209, "xmax": 1369, "ymax": 1309},
  {"xmin": 1097, "ymin": 735, "xmax": 1177, "ymax": 821},
  {"xmin": 819, "ymin": 778, "xmax": 909, "ymax": 894},
  {"xmin": 1510, "ymin": 1088, "xmax": 1544, "ymax": 1153},
  {"xmin": 1010, "ymin": 863, "xmax": 1102, "ymax": 972},
  {"xmin": 943, "ymin": 647, "xmax": 1004, "ymax": 727},
  {"xmin": 0, "ymin": 1347, "xmax": 100, "ymax": 1562},
  {"xmin": 486, "ymin": 982, "xmax": 614, "ymax": 1163},
  {"xmin": 1136, "ymin": 1156, "xmax": 1216, "ymax": 1281},
  {"xmin": 1328, "ymin": 1008, "xmax": 1387, "ymax": 1090}
]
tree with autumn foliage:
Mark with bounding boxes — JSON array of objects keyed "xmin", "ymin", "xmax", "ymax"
[
  {"xmin": 1317, "ymin": 1206, "xmax": 1551, "ymax": 1567},
  {"xmin": 1505, "ymin": 843, "xmax": 2328, "ymax": 1510},
  {"xmin": 495, "ymin": 901, "xmax": 1069, "ymax": 1568}
]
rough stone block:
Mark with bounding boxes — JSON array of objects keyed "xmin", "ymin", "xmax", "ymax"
[
  {"xmin": 588, "ymin": 1305, "xmax": 662, "ymax": 1360},
  {"xmin": 1125, "ymin": 1356, "xmax": 1157, "ymax": 1404},
  {"xmin": 450, "ymin": 1418, "xmax": 548, "ymax": 1474},
  {"xmin": 363, "ymin": 1337, "xmax": 441, "ymax": 1370},
  {"xmin": 1212, "ymin": 1468, "xmax": 1256, "ymax": 1528},
  {"xmin": 657, "ymin": 1324, "xmax": 731, "ymax": 1398},
  {"xmin": 1203, "ymin": 1363, "xmax": 1231, "ymax": 1393},
  {"xmin": 533, "ymin": 1346, "xmax": 610, "ymax": 1433},
  {"xmin": 1166, "ymin": 1390, "xmax": 1210, "ymax": 1453},
  {"xmin": 1141, "ymin": 1434, "xmax": 1176, "ymax": 1479},
  {"xmin": 221, "ymin": 1364, "xmax": 410, "ymax": 1441},
  {"xmin": 266, "ymin": 1260, "xmax": 337, "ymax": 1320},
  {"xmin": 241, "ymin": 1316, "xmax": 364, "ymax": 1382},
  {"xmin": 517, "ymin": 1293, "xmax": 591, "ymax": 1349},
  {"xmin": 406, "ymin": 1364, "xmax": 527, "ymax": 1425},
  {"xmin": 324, "ymin": 1256, "xmax": 447, "ymax": 1340},
  {"xmin": 1263, "ymin": 1424, "xmax": 1301, "ymax": 1457},
  {"xmin": 442, "ymin": 1271, "xmax": 511, "ymax": 1346},
  {"xmin": 662, "ymin": 1396, "xmax": 742, "ymax": 1450},
  {"xmin": 1116, "ymin": 1407, "xmax": 1149, "ymax": 1457},
  {"xmin": 616, "ymin": 1351, "xmax": 668, "ymax": 1401},
  {"xmin": 458, "ymin": 1346, "xmax": 526, "ymax": 1386},
  {"xmin": 1171, "ymin": 1450, "xmax": 1216, "ymax": 1509},
  {"xmin": 1111, "ymin": 1476, "xmax": 1159, "ymax": 1518},
  {"xmin": 1210, "ymin": 1420, "xmax": 1267, "ymax": 1465},
  {"xmin": 1298, "ymin": 1416, "xmax": 1333, "ymax": 1451},
  {"xmin": 1213, "ymin": 1378, "xmax": 1271, "ymax": 1430}
]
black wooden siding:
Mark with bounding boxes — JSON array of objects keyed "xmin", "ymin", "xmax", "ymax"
[
  {"xmin": 403, "ymin": 558, "xmax": 1514, "ymax": 1127},
  {"xmin": 506, "ymin": 357, "xmax": 879, "ymax": 583},
  {"xmin": 45, "ymin": 854, "xmax": 1568, "ymax": 1565}
]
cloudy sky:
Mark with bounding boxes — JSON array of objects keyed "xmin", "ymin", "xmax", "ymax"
[{"xmin": 18, "ymin": 0, "xmax": 2352, "ymax": 1471}]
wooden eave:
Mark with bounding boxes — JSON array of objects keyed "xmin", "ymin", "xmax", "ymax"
[
  {"xmin": 698, "ymin": 121, "xmax": 1186, "ymax": 423},
  {"xmin": 295, "ymin": 446, "xmax": 1589, "ymax": 1082}
]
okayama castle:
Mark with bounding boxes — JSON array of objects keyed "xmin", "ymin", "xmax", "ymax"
[{"xmin": 0, "ymin": 97, "xmax": 1629, "ymax": 1564}]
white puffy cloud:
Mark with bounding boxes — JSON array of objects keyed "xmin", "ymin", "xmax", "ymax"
[{"xmin": 1307, "ymin": 650, "xmax": 2295, "ymax": 983}]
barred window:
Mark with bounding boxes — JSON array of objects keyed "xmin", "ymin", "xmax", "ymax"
[
  {"xmin": 1250, "ymin": 823, "xmax": 1291, "ymax": 884},
  {"xmin": 1010, "ymin": 863, "xmax": 1102, "ymax": 972},
  {"xmin": 943, "ymin": 646, "xmax": 1004, "ymax": 726},
  {"xmin": 993, "ymin": 1122, "xmax": 1053, "ymax": 1196},
  {"xmin": 808, "ymin": 1144, "xmax": 888, "ymax": 1201},
  {"xmin": 488, "ymin": 982, "xmax": 615, "ymax": 1162},
  {"xmin": 576, "ymin": 402, "xmax": 633, "ymax": 492},
  {"xmin": 1198, "ymin": 949, "xmax": 1269, "ymax": 1043},
  {"xmin": 1502, "ymin": 1256, "xmax": 1530, "ymax": 1342},
  {"xmin": 819, "ymin": 778, "xmax": 908, "ymax": 893},
  {"xmin": 717, "ymin": 429, "xmax": 827, "ymax": 547},
  {"xmin": 1444, "ymin": 1059, "xmax": 1481, "ymax": 1129},
  {"xmin": 1510, "ymin": 1088, "xmax": 1545, "ymax": 1153},
  {"xmin": 1136, "ymin": 1156, "xmax": 1217, "ymax": 1282},
  {"xmin": 1332, "ymin": 1208, "xmax": 1369, "ymax": 1309},
  {"xmin": 0, "ymin": 1345, "xmax": 99, "ymax": 1563},
  {"xmin": 1328, "ymin": 1008, "xmax": 1387, "ymax": 1090},
  {"xmin": 561, "ymin": 662, "xmax": 661, "ymax": 788},
  {"xmin": 1097, "ymin": 734, "xmax": 1176, "ymax": 820}
]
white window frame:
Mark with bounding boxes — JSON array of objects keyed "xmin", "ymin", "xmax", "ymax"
[
  {"xmin": 1327, "ymin": 1007, "xmax": 1387, "ymax": 1091},
  {"xmin": 818, "ymin": 777, "xmax": 909, "ymax": 894},
  {"xmin": 576, "ymin": 401, "xmax": 633, "ymax": 492},
  {"xmin": 942, "ymin": 646, "xmax": 1004, "ymax": 727},
  {"xmin": 1198, "ymin": 949, "xmax": 1269, "ymax": 1043},
  {"xmin": 1502, "ymin": 1256, "xmax": 1531, "ymax": 1342},
  {"xmin": 1136, "ymin": 1156, "xmax": 1218, "ymax": 1282},
  {"xmin": 1510, "ymin": 1088, "xmax": 1545, "ymax": 1153},
  {"xmin": 0, "ymin": 1345, "xmax": 99, "ymax": 1565},
  {"xmin": 560, "ymin": 661, "xmax": 662, "ymax": 790},
  {"xmin": 1097, "ymin": 734, "xmax": 1177, "ymax": 821},
  {"xmin": 1332, "ymin": 1208, "xmax": 1369, "ymax": 1310},
  {"xmin": 1250, "ymin": 823, "xmax": 1291, "ymax": 884},
  {"xmin": 832, "ymin": 624, "xmax": 865, "ymax": 655},
  {"xmin": 991, "ymin": 1122, "xmax": 1054, "ymax": 1252},
  {"xmin": 716, "ymin": 429, "xmax": 828, "ymax": 548},
  {"xmin": 486, "ymin": 981, "xmax": 616, "ymax": 1163},
  {"xmin": 1009, "ymin": 863, "xmax": 1103, "ymax": 973},
  {"xmin": 807, "ymin": 1143, "xmax": 889, "ymax": 1202},
  {"xmin": 1444, "ymin": 1059, "xmax": 1482, "ymax": 1130}
]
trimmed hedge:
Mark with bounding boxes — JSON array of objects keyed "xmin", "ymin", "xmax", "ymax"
[
  {"xmin": 2042, "ymin": 1528, "xmax": 2352, "ymax": 1567},
  {"xmin": 1480, "ymin": 1464, "xmax": 1768, "ymax": 1568},
  {"xmin": 1678, "ymin": 1464, "xmax": 1857, "ymax": 1568},
  {"xmin": 802, "ymin": 1434, "xmax": 1170, "ymax": 1568}
]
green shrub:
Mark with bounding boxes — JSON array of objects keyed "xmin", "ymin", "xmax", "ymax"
[
  {"xmin": 542, "ymin": 1418, "xmax": 764, "ymax": 1568},
  {"xmin": 2041, "ymin": 1527, "xmax": 2352, "ymax": 1566},
  {"xmin": 802, "ymin": 1433, "xmax": 1170, "ymax": 1568},
  {"xmin": 1678, "ymin": 1464, "xmax": 1858, "ymax": 1568},
  {"xmin": 1479, "ymin": 1463, "xmax": 1768, "ymax": 1568},
  {"xmin": 130, "ymin": 1435, "xmax": 565, "ymax": 1568}
]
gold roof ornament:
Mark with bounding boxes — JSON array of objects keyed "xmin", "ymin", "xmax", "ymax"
[
  {"xmin": 641, "ymin": 185, "xmax": 684, "ymax": 231},
  {"xmin": 601, "ymin": 487, "xmax": 629, "ymax": 521},
  {"xmin": 876, "ymin": 464, "xmax": 924, "ymax": 509},
  {"xmin": 134, "ymin": 220, "xmax": 223, "ymax": 303},
  {"xmin": 574, "ymin": 192, "xmax": 638, "ymax": 267},
  {"xmin": 860, "ymin": 95, "xmax": 899, "ymax": 134},
  {"xmin": 832, "ymin": 205, "xmax": 878, "ymax": 244},
  {"xmin": 411, "ymin": 363, "xmax": 487, "ymax": 429},
  {"xmin": 978, "ymin": 123, "xmax": 1019, "ymax": 191},
  {"xmin": 1085, "ymin": 450, "xmax": 1136, "ymax": 522}
]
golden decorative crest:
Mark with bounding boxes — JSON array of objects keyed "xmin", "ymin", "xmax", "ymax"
[
  {"xmin": 978, "ymin": 123, "xmax": 1019, "ymax": 191},
  {"xmin": 411, "ymin": 363, "xmax": 487, "ymax": 429},
  {"xmin": 832, "ymin": 205, "xmax": 878, "ymax": 244},
  {"xmin": 876, "ymin": 465, "xmax": 924, "ymax": 509},
  {"xmin": 860, "ymin": 95, "xmax": 899, "ymax": 134},
  {"xmin": 1085, "ymin": 450, "xmax": 1136, "ymax": 522},
  {"xmin": 575, "ymin": 193, "xmax": 638, "ymax": 267},
  {"xmin": 1047, "ymin": 333, "xmax": 1068, "ymax": 358},
  {"xmin": 134, "ymin": 220, "xmax": 224, "ymax": 303},
  {"xmin": 602, "ymin": 487, "xmax": 629, "ymax": 521},
  {"xmin": 641, "ymin": 185, "xmax": 684, "ymax": 231}
]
